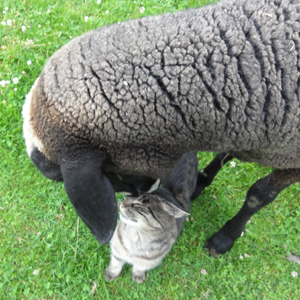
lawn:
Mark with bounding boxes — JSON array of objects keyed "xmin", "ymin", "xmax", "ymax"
[{"xmin": 0, "ymin": 0, "xmax": 299, "ymax": 299}]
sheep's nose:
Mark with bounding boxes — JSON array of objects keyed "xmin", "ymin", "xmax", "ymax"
[{"xmin": 120, "ymin": 202, "xmax": 124, "ymax": 208}]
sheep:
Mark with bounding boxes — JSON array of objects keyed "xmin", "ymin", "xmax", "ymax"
[{"xmin": 22, "ymin": 0, "xmax": 300, "ymax": 257}]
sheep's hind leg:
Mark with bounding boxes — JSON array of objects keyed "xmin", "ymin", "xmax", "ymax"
[
  {"xmin": 191, "ymin": 153, "xmax": 233, "ymax": 200},
  {"xmin": 206, "ymin": 168, "xmax": 300, "ymax": 258}
]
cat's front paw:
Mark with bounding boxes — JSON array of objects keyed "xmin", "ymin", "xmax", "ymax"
[
  {"xmin": 103, "ymin": 268, "xmax": 119, "ymax": 282},
  {"xmin": 132, "ymin": 272, "xmax": 147, "ymax": 284}
]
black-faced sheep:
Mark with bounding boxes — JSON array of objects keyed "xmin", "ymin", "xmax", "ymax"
[{"xmin": 23, "ymin": 0, "xmax": 300, "ymax": 256}]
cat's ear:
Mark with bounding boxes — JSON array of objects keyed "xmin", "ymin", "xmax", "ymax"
[{"xmin": 161, "ymin": 201, "xmax": 190, "ymax": 218}]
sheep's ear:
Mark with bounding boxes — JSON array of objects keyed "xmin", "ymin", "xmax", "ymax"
[
  {"xmin": 119, "ymin": 191, "xmax": 133, "ymax": 196},
  {"xmin": 146, "ymin": 179, "xmax": 160, "ymax": 193},
  {"xmin": 163, "ymin": 153, "xmax": 198, "ymax": 200},
  {"xmin": 60, "ymin": 152, "xmax": 118, "ymax": 245},
  {"xmin": 161, "ymin": 201, "xmax": 190, "ymax": 218}
]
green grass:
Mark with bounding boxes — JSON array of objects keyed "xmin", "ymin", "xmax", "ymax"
[{"xmin": 1, "ymin": 0, "xmax": 300, "ymax": 299}]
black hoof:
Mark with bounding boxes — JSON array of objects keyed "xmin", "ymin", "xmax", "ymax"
[{"xmin": 206, "ymin": 229, "xmax": 234, "ymax": 258}]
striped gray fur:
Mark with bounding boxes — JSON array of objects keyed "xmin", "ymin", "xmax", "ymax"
[{"xmin": 103, "ymin": 153, "xmax": 198, "ymax": 283}]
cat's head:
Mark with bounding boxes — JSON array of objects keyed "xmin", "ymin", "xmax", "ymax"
[
  {"xmin": 119, "ymin": 189, "xmax": 189, "ymax": 229},
  {"xmin": 119, "ymin": 152, "xmax": 197, "ymax": 229}
]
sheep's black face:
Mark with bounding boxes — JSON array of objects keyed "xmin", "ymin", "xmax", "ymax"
[{"xmin": 30, "ymin": 147, "xmax": 63, "ymax": 181}]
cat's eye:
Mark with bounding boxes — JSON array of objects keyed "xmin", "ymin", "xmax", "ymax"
[{"xmin": 142, "ymin": 199, "xmax": 149, "ymax": 204}]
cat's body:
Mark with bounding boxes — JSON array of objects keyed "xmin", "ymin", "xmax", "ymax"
[{"xmin": 103, "ymin": 153, "xmax": 198, "ymax": 283}]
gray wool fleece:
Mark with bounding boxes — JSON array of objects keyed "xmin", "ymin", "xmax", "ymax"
[{"xmin": 32, "ymin": 0, "xmax": 300, "ymax": 174}]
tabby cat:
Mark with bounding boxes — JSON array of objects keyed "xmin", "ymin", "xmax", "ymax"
[{"xmin": 103, "ymin": 152, "xmax": 198, "ymax": 283}]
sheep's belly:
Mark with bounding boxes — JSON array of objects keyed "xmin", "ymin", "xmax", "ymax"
[{"xmin": 231, "ymin": 150, "xmax": 300, "ymax": 169}]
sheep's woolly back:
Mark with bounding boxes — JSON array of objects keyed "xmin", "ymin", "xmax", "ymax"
[
  {"xmin": 27, "ymin": 0, "xmax": 300, "ymax": 169},
  {"xmin": 22, "ymin": 78, "xmax": 45, "ymax": 157}
]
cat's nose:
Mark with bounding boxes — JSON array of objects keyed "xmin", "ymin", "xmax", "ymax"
[
  {"xmin": 120, "ymin": 200, "xmax": 129, "ymax": 208},
  {"xmin": 120, "ymin": 199, "xmax": 133, "ymax": 208}
]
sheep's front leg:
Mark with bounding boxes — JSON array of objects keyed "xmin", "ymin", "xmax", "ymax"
[
  {"xmin": 103, "ymin": 255, "xmax": 125, "ymax": 281},
  {"xmin": 60, "ymin": 151, "xmax": 118, "ymax": 245},
  {"xmin": 206, "ymin": 168, "xmax": 300, "ymax": 258},
  {"xmin": 191, "ymin": 153, "xmax": 233, "ymax": 200}
]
